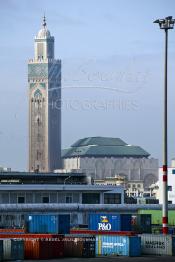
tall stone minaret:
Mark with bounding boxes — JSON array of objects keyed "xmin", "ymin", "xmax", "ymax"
[{"xmin": 28, "ymin": 17, "xmax": 61, "ymax": 172}]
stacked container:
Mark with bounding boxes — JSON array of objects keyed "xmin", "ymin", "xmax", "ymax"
[
  {"xmin": 88, "ymin": 214, "xmax": 132, "ymax": 231},
  {"xmin": 58, "ymin": 214, "xmax": 70, "ymax": 234},
  {"xmin": 24, "ymin": 237, "xmax": 64, "ymax": 259},
  {"xmin": 132, "ymin": 214, "xmax": 152, "ymax": 233},
  {"xmin": 0, "ymin": 229, "xmax": 25, "ymax": 234},
  {"xmin": 138, "ymin": 209, "xmax": 175, "ymax": 226},
  {"xmin": 64, "ymin": 235, "xmax": 95, "ymax": 258},
  {"xmin": 95, "ymin": 235, "xmax": 141, "ymax": 257},
  {"xmin": 0, "ymin": 241, "xmax": 3, "ymax": 262},
  {"xmin": 120, "ymin": 214, "xmax": 132, "ymax": 231},
  {"xmin": 3, "ymin": 239, "xmax": 24, "ymax": 261},
  {"xmin": 26, "ymin": 214, "xmax": 70, "ymax": 234},
  {"xmin": 141, "ymin": 234, "xmax": 175, "ymax": 256}
]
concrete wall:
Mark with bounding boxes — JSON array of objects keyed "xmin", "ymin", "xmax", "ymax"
[{"xmin": 63, "ymin": 157, "xmax": 159, "ymax": 188}]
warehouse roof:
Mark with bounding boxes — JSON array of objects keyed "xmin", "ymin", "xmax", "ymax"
[
  {"xmin": 62, "ymin": 136, "xmax": 150, "ymax": 158},
  {"xmin": 0, "ymin": 184, "xmax": 123, "ymax": 192}
]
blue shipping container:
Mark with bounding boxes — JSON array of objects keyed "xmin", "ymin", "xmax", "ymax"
[
  {"xmin": 89, "ymin": 214, "xmax": 132, "ymax": 231},
  {"xmin": 89, "ymin": 214, "xmax": 120, "ymax": 231},
  {"xmin": 58, "ymin": 214, "xmax": 70, "ymax": 234},
  {"xmin": 27, "ymin": 214, "xmax": 70, "ymax": 234},
  {"xmin": 96, "ymin": 235, "xmax": 141, "ymax": 257},
  {"xmin": 120, "ymin": 214, "xmax": 132, "ymax": 231}
]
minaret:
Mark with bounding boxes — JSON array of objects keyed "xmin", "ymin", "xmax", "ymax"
[{"xmin": 28, "ymin": 17, "xmax": 61, "ymax": 172}]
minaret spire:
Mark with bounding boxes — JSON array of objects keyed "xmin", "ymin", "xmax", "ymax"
[{"xmin": 42, "ymin": 15, "xmax": 46, "ymax": 28}]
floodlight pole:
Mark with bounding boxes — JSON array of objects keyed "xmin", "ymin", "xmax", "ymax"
[
  {"xmin": 154, "ymin": 16, "xmax": 175, "ymax": 234},
  {"xmin": 162, "ymin": 27, "xmax": 168, "ymax": 235}
]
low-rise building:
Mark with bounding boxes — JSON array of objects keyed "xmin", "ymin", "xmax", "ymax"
[
  {"xmin": 0, "ymin": 171, "xmax": 124, "ymax": 228},
  {"xmin": 126, "ymin": 180, "xmax": 144, "ymax": 197},
  {"xmin": 0, "ymin": 166, "xmax": 11, "ymax": 172}
]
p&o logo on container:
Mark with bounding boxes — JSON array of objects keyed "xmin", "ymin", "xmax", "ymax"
[{"xmin": 98, "ymin": 216, "xmax": 112, "ymax": 231}]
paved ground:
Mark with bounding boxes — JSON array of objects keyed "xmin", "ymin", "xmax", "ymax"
[{"xmin": 23, "ymin": 256, "xmax": 175, "ymax": 262}]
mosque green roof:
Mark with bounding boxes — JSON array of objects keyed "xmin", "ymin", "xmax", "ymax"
[{"xmin": 62, "ymin": 137, "xmax": 150, "ymax": 158}]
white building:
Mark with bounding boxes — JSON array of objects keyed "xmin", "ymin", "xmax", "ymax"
[
  {"xmin": 94, "ymin": 176, "xmax": 144, "ymax": 197},
  {"xmin": 62, "ymin": 137, "xmax": 159, "ymax": 189},
  {"xmin": 0, "ymin": 166, "xmax": 11, "ymax": 172},
  {"xmin": 158, "ymin": 159, "xmax": 175, "ymax": 204}
]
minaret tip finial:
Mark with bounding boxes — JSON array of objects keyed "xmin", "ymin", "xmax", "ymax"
[{"xmin": 42, "ymin": 14, "xmax": 46, "ymax": 28}]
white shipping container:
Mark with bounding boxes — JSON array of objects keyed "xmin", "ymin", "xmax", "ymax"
[
  {"xmin": 141, "ymin": 234, "xmax": 175, "ymax": 256},
  {"xmin": 3, "ymin": 239, "xmax": 11, "ymax": 260}
]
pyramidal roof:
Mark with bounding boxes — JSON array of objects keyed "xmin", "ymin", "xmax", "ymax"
[
  {"xmin": 62, "ymin": 137, "xmax": 150, "ymax": 158},
  {"xmin": 71, "ymin": 137, "xmax": 127, "ymax": 147}
]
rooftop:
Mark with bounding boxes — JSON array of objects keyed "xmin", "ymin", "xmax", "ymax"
[
  {"xmin": 72, "ymin": 137, "xmax": 127, "ymax": 147},
  {"xmin": 0, "ymin": 171, "xmax": 90, "ymax": 185},
  {"xmin": 62, "ymin": 136, "xmax": 150, "ymax": 158},
  {"xmin": 0, "ymin": 184, "xmax": 123, "ymax": 192}
]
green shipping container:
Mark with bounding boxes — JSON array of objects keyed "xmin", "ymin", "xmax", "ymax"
[
  {"xmin": 138, "ymin": 210, "xmax": 175, "ymax": 226},
  {"xmin": 3, "ymin": 239, "xmax": 24, "ymax": 260},
  {"xmin": 0, "ymin": 240, "xmax": 3, "ymax": 261}
]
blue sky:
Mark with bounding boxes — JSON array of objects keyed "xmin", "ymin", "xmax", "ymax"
[{"xmin": 0, "ymin": 0, "xmax": 175, "ymax": 170}]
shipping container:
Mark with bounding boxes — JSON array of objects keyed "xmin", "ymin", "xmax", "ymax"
[
  {"xmin": 138, "ymin": 209, "xmax": 175, "ymax": 226},
  {"xmin": 140, "ymin": 234, "xmax": 175, "ymax": 256},
  {"xmin": 132, "ymin": 214, "xmax": 152, "ymax": 233},
  {"xmin": 0, "ymin": 229, "xmax": 25, "ymax": 234},
  {"xmin": 59, "ymin": 214, "xmax": 70, "ymax": 234},
  {"xmin": 38, "ymin": 239, "xmax": 64, "ymax": 259},
  {"xmin": 24, "ymin": 239, "xmax": 39, "ymax": 260},
  {"xmin": 95, "ymin": 235, "xmax": 141, "ymax": 257},
  {"xmin": 169, "ymin": 228, "xmax": 175, "ymax": 235},
  {"xmin": 89, "ymin": 214, "xmax": 121, "ymax": 231},
  {"xmin": 24, "ymin": 237, "xmax": 64, "ymax": 259},
  {"xmin": 0, "ymin": 240, "xmax": 3, "ymax": 262},
  {"xmin": 70, "ymin": 229, "xmax": 136, "ymax": 236},
  {"xmin": 64, "ymin": 235, "xmax": 95, "ymax": 258},
  {"xmin": 89, "ymin": 214, "xmax": 132, "ymax": 231},
  {"xmin": 151, "ymin": 225, "xmax": 162, "ymax": 234},
  {"xmin": 26, "ymin": 214, "xmax": 70, "ymax": 234},
  {"xmin": 120, "ymin": 214, "xmax": 132, "ymax": 231},
  {"xmin": 3, "ymin": 239, "xmax": 24, "ymax": 261},
  {"xmin": 0, "ymin": 233, "xmax": 63, "ymax": 239}
]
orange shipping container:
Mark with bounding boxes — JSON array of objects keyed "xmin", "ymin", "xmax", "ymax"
[
  {"xmin": 24, "ymin": 239, "xmax": 39, "ymax": 260},
  {"xmin": 24, "ymin": 237, "xmax": 64, "ymax": 259},
  {"xmin": 0, "ymin": 228, "xmax": 25, "ymax": 233},
  {"xmin": 0, "ymin": 233, "xmax": 63, "ymax": 239}
]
